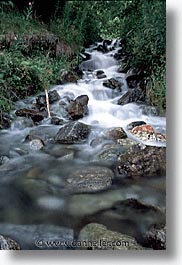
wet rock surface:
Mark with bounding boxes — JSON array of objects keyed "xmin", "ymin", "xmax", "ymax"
[
  {"xmin": 78, "ymin": 223, "xmax": 143, "ymax": 250},
  {"xmin": 66, "ymin": 166, "xmax": 114, "ymax": 192},
  {"xmin": 117, "ymin": 86, "xmax": 146, "ymax": 105},
  {"xmin": 58, "ymin": 69, "xmax": 81, "ymax": 84},
  {"xmin": 116, "ymin": 146, "xmax": 166, "ymax": 178},
  {"xmin": 15, "ymin": 108, "xmax": 45, "ymax": 123},
  {"xmin": 36, "ymin": 90, "xmax": 60, "ymax": 109},
  {"xmin": 140, "ymin": 105, "xmax": 160, "ymax": 116},
  {"xmin": 103, "ymin": 78, "xmax": 123, "ymax": 92},
  {"xmin": 0, "ymin": 113, "xmax": 11, "ymax": 129},
  {"xmin": 96, "ymin": 70, "xmax": 107, "ymax": 79},
  {"xmin": 67, "ymin": 95, "xmax": 89, "ymax": 120},
  {"xmin": 55, "ymin": 122, "xmax": 91, "ymax": 144},
  {"xmin": 129, "ymin": 124, "xmax": 166, "ymax": 143},
  {"xmin": 0, "ymin": 234, "xmax": 21, "ymax": 250},
  {"xmin": 106, "ymin": 127, "xmax": 127, "ymax": 141},
  {"xmin": 142, "ymin": 224, "xmax": 166, "ymax": 250},
  {"xmin": 127, "ymin": 121, "xmax": 146, "ymax": 130}
]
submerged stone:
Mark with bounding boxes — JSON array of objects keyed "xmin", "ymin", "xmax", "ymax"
[{"xmin": 66, "ymin": 166, "xmax": 114, "ymax": 192}]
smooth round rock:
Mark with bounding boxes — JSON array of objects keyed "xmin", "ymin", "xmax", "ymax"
[
  {"xmin": 78, "ymin": 223, "xmax": 143, "ymax": 250},
  {"xmin": 66, "ymin": 166, "xmax": 114, "ymax": 192}
]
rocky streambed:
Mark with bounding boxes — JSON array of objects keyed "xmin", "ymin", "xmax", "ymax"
[{"xmin": 0, "ymin": 39, "xmax": 166, "ymax": 250}]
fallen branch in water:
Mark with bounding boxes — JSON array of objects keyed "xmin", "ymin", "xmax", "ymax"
[{"xmin": 45, "ymin": 88, "xmax": 51, "ymax": 118}]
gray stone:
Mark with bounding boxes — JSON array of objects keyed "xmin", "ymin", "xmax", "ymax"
[
  {"xmin": 106, "ymin": 127, "xmax": 127, "ymax": 140},
  {"xmin": 55, "ymin": 122, "xmax": 90, "ymax": 144},
  {"xmin": 143, "ymin": 224, "xmax": 166, "ymax": 250},
  {"xmin": 140, "ymin": 105, "xmax": 160, "ymax": 116},
  {"xmin": 0, "ymin": 235, "xmax": 21, "ymax": 250},
  {"xmin": 118, "ymin": 87, "xmax": 145, "ymax": 105},
  {"xmin": 66, "ymin": 166, "xmax": 114, "ymax": 192},
  {"xmin": 103, "ymin": 78, "xmax": 123, "ymax": 92},
  {"xmin": 67, "ymin": 95, "xmax": 89, "ymax": 120},
  {"xmin": 78, "ymin": 223, "xmax": 143, "ymax": 250}
]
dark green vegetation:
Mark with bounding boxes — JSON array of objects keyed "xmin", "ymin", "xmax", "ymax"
[{"xmin": 0, "ymin": 0, "xmax": 166, "ymax": 116}]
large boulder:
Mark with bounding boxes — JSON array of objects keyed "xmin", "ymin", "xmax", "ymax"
[
  {"xmin": 116, "ymin": 146, "xmax": 166, "ymax": 178},
  {"xmin": 15, "ymin": 108, "xmax": 45, "ymax": 123},
  {"xmin": 67, "ymin": 95, "xmax": 89, "ymax": 120},
  {"xmin": 66, "ymin": 166, "xmax": 114, "ymax": 192},
  {"xmin": 78, "ymin": 223, "xmax": 143, "ymax": 250},
  {"xmin": 55, "ymin": 121, "xmax": 91, "ymax": 144}
]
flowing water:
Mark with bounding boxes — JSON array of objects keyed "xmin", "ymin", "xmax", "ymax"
[{"xmin": 0, "ymin": 41, "xmax": 166, "ymax": 247}]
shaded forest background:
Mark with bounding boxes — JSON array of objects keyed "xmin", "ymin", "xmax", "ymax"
[{"xmin": 0, "ymin": 0, "xmax": 166, "ymax": 115}]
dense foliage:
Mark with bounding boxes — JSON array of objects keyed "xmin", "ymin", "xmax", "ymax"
[{"xmin": 0, "ymin": 0, "xmax": 166, "ymax": 114}]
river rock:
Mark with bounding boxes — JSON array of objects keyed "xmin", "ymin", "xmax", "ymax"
[
  {"xmin": 116, "ymin": 146, "xmax": 166, "ymax": 178},
  {"xmin": 99, "ymin": 198, "xmax": 165, "ymax": 239},
  {"xmin": 126, "ymin": 73, "xmax": 142, "ymax": 88},
  {"xmin": 117, "ymin": 61, "xmax": 130, "ymax": 74},
  {"xmin": 0, "ymin": 156, "xmax": 10, "ymax": 166},
  {"xmin": 97, "ymin": 146, "xmax": 121, "ymax": 165},
  {"xmin": 55, "ymin": 122, "xmax": 90, "ymax": 144},
  {"xmin": 15, "ymin": 108, "xmax": 45, "ymax": 123},
  {"xmin": 36, "ymin": 90, "xmax": 60, "ymax": 109},
  {"xmin": 66, "ymin": 166, "xmax": 114, "ymax": 192},
  {"xmin": 127, "ymin": 121, "xmax": 146, "ymax": 130},
  {"xmin": 67, "ymin": 95, "xmax": 89, "ymax": 120},
  {"xmin": 118, "ymin": 87, "xmax": 145, "ymax": 105},
  {"xmin": 103, "ymin": 78, "xmax": 123, "ymax": 92},
  {"xmin": 58, "ymin": 70, "xmax": 80, "ymax": 84},
  {"xmin": 0, "ymin": 113, "xmax": 11, "ymax": 129},
  {"xmin": 130, "ymin": 124, "xmax": 156, "ymax": 142},
  {"xmin": 142, "ymin": 224, "xmax": 166, "ymax": 250},
  {"xmin": 0, "ymin": 235, "xmax": 21, "ymax": 250},
  {"xmin": 96, "ymin": 70, "xmax": 107, "ymax": 79},
  {"xmin": 78, "ymin": 223, "xmax": 143, "ymax": 250},
  {"xmin": 140, "ymin": 105, "xmax": 160, "ymax": 116},
  {"xmin": 130, "ymin": 124, "xmax": 166, "ymax": 143},
  {"xmin": 106, "ymin": 127, "xmax": 127, "ymax": 140},
  {"xmin": 29, "ymin": 139, "xmax": 45, "ymax": 151},
  {"xmin": 0, "ymin": 224, "xmax": 74, "ymax": 250},
  {"xmin": 51, "ymin": 116, "xmax": 65, "ymax": 125},
  {"xmin": 116, "ymin": 138, "xmax": 137, "ymax": 147}
]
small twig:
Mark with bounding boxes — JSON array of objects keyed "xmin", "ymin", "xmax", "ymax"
[{"xmin": 45, "ymin": 88, "xmax": 51, "ymax": 118}]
